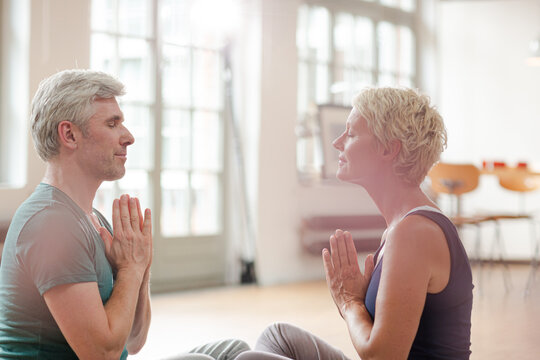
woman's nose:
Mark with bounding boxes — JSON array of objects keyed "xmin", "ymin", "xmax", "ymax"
[{"xmin": 333, "ymin": 134, "xmax": 344, "ymax": 151}]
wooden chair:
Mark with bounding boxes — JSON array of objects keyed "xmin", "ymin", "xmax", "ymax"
[
  {"xmin": 493, "ymin": 170, "xmax": 540, "ymax": 295},
  {"xmin": 428, "ymin": 162, "xmax": 511, "ymax": 292}
]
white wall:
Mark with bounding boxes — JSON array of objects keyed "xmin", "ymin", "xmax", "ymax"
[
  {"xmin": 438, "ymin": 0, "xmax": 540, "ymax": 259},
  {"xmin": 0, "ymin": 0, "xmax": 90, "ymax": 220}
]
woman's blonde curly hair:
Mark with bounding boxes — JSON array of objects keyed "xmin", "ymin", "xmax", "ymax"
[{"xmin": 353, "ymin": 87, "xmax": 447, "ymax": 186}]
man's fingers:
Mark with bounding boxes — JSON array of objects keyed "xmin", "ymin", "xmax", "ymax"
[
  {"xmin": 142, "ymin": 208, "xmax": 152, "ymax": 237},
  {"xmin": 129, "ymin": 197, "xmax": 140, "ymax": 231},
  {"xmin": 99, "ymin": 227, "xmax": 113, "ymax": 253},
  {"xmin": 136, "ymin": 198, "xmax": 144, "ymax": 231},
  {"xmin": 111, "ymin": 199, "xmax": 121, "ymax": 233},
  {"xmin": 119, "ymin": 195, "xmax": 131, "ymax": 230}
]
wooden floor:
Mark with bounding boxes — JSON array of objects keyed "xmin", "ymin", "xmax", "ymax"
[{"xmin": 131, "ymin": 264, "xmax": 540, "ymax": 360}]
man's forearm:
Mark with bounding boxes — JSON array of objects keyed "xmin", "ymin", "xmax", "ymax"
[
  {"xmin": 102, "ymin": 267, "xmax": 145, "ymax": 357},
  {"xmin": 126, "ymin": 269, "xmax": 152, "ymax": 354}
]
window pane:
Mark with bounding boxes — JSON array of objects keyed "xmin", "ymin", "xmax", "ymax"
[
  {"xmin": 297, "ymin": 62, "xmax": 310, "ymax": 115},
  {"xmin": 334, "ymin": 14, "xmax": 354, "ymax": 67},
  {"xmin": 192, "ymin": 111, "xmax": 222, "ymax": 171},
  {"xmin": 378, "ymin": 22, "xmax": 397, "ymax": 74},
  {"xmin": 399, "ymin": 25, "xmax": 415, "ymax": 77},
  {"xmin": 193, "ymin": 49, "xmax": 221, "ymax": 109},
  {"xmin": 118, "ymin": 0, "xmax": 152, "ymax": 37},
  {"xmin": 91, "ymin": 34, "xmax": 116, "ymax": 73},
  {"xmin": 119, "ymin": 38, "xmax": 153, "ymax": 102},
  {"xmin": 296, "ymin": 5, "xmax": 309, "ymax": 59},
  {"xmin": 162, "ymin": 109, "xmax": 191, "ymax": 169},
  {"xmin": 123, "ymin": 104, "xmax": 153, "ymax": 170},
  {"xmin": 162, "ymin": 45, "xmax": 191, "ymax": 107},
  {"xmin": 160, "ymin": 0, "xmax": 191, "ymax": 45},
  {"xmin": 308, "ymin": 7, "xmax": 330, "ymax": 62},
  {"xmin": 380, "ymin": 0, "xmax": 416, "ymax": 12},
  {"xmin": 191, "ymin": 173, "xmax": 220, "ymax": 235},
  {"xmin": 91, "ymin": 0, "xmax": 116, "ymax": 32},
  {"xmin": 118, "ymin": 170, "xmax": 151, "ymax": 210},
  {"xmin": 378, "ymin": 72, "xmax": 396, "ymax": 87},
  {"xmin": 315, "ymin": 64, "xmax": 329, "ymax": 104},
  {"xmin": 355, "ymin": 17, "xmax": 374, "ymax": 69},
  {"xmin": 161, "ymin": 170, "xmax": 190, "ymax": 236}
]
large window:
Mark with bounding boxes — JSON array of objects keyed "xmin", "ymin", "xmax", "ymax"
[
  {"xmin": 0, "ymin": 0, "xmax": 29, "ymax": 188},
  {"xmin": 296, "ymin": 0, "xmax": 417, "ymax": 178},
  {"xmin": 91, "ymin": 0, "xmax": 225, "ymax": 288}
]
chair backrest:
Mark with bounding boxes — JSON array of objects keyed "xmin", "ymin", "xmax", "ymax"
[
  {"xmin": 498, "ymin": 171, "xmax": 540, "ymax": 193},
  {"xmin": 428, "ymin": 162, "xmax": 480, "ymax": 196}
]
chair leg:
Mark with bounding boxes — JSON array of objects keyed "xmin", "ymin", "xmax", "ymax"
[
  {"xmin": 493, "ymin": 220, "xmax": 512, "ymax": 292},
  {"xmin": 472, "ymin": 223, "xmax": 484, "ymax": 295},
  {"xmin": 525, "ymin": 220, "xmax": 539, "ymax": 297}
]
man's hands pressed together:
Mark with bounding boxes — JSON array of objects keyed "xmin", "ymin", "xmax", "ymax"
[{"xmin": 99, "ymin": 194, "xmax": 153, "ymax": 280}]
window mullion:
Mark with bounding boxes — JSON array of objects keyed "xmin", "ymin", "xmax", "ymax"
[{"xmin": 152, "ymin": 0, "xmax": 163, "ymax": 240}]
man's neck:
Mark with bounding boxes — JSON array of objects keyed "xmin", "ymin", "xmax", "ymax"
[{"xmin": 42, "ymin": 161, "xmax": 100, "ymax": 215}]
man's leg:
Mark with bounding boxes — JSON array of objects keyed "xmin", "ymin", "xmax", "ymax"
[
  {"xmin": 188, "ymin": 339, "xmax": 250, "ymax": 360},
  {"xmin": 250, "ymin": 322, "xmax": 351, "ymax": 360}
]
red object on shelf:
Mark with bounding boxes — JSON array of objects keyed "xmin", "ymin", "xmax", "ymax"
[
  {"xmin": 517, "ymin": 162, "xmax": 528, "ymax": 169},
  {"xmin": 493, "ymin": 161, "xmax": 506, "ymax": 168}
]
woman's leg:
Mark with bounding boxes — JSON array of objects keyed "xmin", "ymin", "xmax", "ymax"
[{"xmin": 249, "ymin": 322, "xmax": 352, "ymax": 360}]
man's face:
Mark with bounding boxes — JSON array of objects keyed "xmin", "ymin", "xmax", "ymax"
[{"xmin": 76, "ymin": 97, "xmax": 134, "ymax": 182}]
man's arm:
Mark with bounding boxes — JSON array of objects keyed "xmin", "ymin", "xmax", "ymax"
[
  {"xmin": 44, "ymin": 270, "xmax": 144, "ymax": 360},
  {"xmin": 45, "ymin": 195, "xmax": 152, "ymax": 360},
  {"xmin": 126, "ymin": 268, "xmax": 151, "ymax": 354}
]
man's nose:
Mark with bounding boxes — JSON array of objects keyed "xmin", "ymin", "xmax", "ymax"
[{"xmin": 122, "ymin": 126, "xmax": 135, "ymax": 146}]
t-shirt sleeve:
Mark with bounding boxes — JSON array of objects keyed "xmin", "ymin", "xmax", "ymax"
[{"xmin": 16, "ymin": 206, "xmax": 97, "ymax": 295}]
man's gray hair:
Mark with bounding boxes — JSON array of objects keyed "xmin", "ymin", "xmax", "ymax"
[{"xmin": 31, "ymin": 69, "xmax": 126, "ymax": 161}]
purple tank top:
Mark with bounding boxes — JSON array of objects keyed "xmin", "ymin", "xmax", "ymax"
[{"xmin": 364, "ymin": 210, "xmax": 473, "ymax": 359}]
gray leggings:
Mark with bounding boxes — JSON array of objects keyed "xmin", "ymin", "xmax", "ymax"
[
  {"xmin": 163, "ymin": 338, "xmax": 250, "ymax": 360},
  {"xmin": 236, "ymin": 322, "xmax": 352, "ymax": 360}
]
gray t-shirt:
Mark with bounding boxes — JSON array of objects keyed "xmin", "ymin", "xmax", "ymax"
[{"xmin": 0, "ymin": 183, "xmax": 127, "ymax": 359}]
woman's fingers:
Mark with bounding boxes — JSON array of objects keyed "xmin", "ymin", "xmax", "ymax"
[
  {"xmin": 364, "ymin": 253, "xmax": 375, "ymax": 279},
  {"xmin": 345, "ymin": 232, "xmax": 359, "ymax": 267},
  {"xmin": 335, "ymin": 229, "xmax": 350, "ymax": 267},
  {"xmin": 322, "ymin": 248, "xmax": 334, "ymax": 279},
  {"xmin": 329, "ymin": 234, "xmax": 340, "ymax": 269}
]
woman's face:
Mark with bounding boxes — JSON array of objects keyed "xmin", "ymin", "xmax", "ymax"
[{"xmin": 332, "ymin": 108, "xmax": 382, "ymax": 185}]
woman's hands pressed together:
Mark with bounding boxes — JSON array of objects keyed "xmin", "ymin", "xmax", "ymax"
[{"xmin": 323, "ymin": 229, "xmax": 374, "ymax": 317}]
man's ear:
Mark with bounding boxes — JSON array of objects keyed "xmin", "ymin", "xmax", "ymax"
[
  {"xmin": 57, "ymin": 121, "xmax": 79, "ymax": 150},
  {"xmin": 382, "ymin": 139, "xmax": 401, "ymax": 161}
]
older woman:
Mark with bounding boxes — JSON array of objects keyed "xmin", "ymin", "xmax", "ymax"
[{"xmin": 237, "ymin": 87, "xmax": 473, "ymax": 360}]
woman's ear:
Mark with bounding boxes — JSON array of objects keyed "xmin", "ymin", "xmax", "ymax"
[
  {"xmin": 57, "ymin": 121, "xmax": 79, "ymax": 150},
  {"xmin": 382, "ymin": 139, "xmax": 401, "ymax": 161}
]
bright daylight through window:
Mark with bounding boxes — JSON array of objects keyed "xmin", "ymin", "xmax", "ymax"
[
  {"xmin": 296, "ymin": 0, "xmax": 417, "ymax": 179},
  {"xmin": 90, "ymin": 0, "xmax": 224, "ymax": 239}
]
